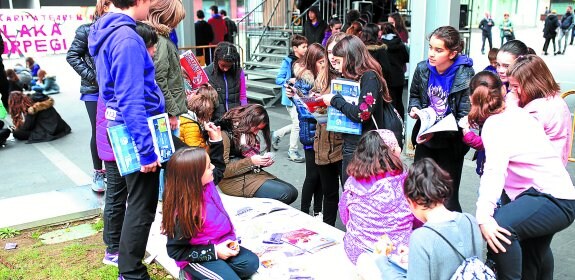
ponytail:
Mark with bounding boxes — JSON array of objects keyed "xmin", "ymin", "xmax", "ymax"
[{"xmin": 468, "ymin": 85, "xmax": 505, "ymax": 127}]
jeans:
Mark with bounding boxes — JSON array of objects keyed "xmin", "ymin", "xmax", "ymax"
[
  {"xmin": 103, "ymin": 161, "xmax": 127, "ymax": 255},
  {"xmin": 301, "ymin": 149, "xmax": 323, "ymax": 214},
  {"xmin": 118, "ymin": 169, "xmax": 160, "ymax": 279},
  {"xmin": 182, "ymin": 246, "xmax": 259, "ymax": 280},
  {"xmin": 488, "ymin": 188, "xmax": 575, "ymax": 280},
  {"xmin": 253, "ymin": 178, "xmax": 299, "ymax": 205},
  {"xmin": 481, "ymin": 33, "xmax": 493, "ymax": 52},
  {"xmin": 317, "ymin": 161, "xmax": 342, "ymax": 226},
  {"xmin": 557, "ymin": 28, "xmax": 571, "ymax": 52},
  {"xmin": 274, "ymin": 106, "xmax": 300, "ymax": 152}
]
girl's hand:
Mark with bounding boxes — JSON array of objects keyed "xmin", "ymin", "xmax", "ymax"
[
  {"xmin": 409, "ymin": 107, "xmax": 420, "ymax": 119},
  {"xmin": 317, "ymin": 93, "xmax": 334, "ymax": 106},
  {"xmin": 140, "ymin": 159, "xmax": 161, "ymax": 173},
  {"xmin": 285, "ymin": 84, "xmax": 296, "ymax": 98},
  {"xmin": 480, "ymin": 219, "xmax": 512, "ymax": 253},
  {"xmin": 204, "ymin": 122, "xmax": 222, "ymax": 142},
  {"xmin": 261, "ymin": 153, "xmax": 274, "ymax": 167},
  {"xmin": 251, "ymin": 155, "xmax": 268, "ymax": 166},
  {"xmin": 215, "ymin": 240, "xmax": 239, "ymax": 260}
]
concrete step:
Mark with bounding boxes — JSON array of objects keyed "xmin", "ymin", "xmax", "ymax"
[
  {"xmin": 244, "ymin": 69, "xmax": 279, "ymax": 79},
  {"xmin": 252, "ymin": 52, "xmax": 287, "ymax": 59},
  {"xmin": 246, "ymin": 80, "xmax": 282, "ymax": 91},
  {"xmin": 247, "ymin": 90, "xmax": 275, "ymax": 101},
  {"xmin": 244, "ymin": 61, "xmax": 279, "ymax": 69}
]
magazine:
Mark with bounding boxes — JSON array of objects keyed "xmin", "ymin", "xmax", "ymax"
[
  {"xmin": 326, "ymin": 79, "xmax": 362, "ymax": 135},
  {"xmin": 107, "ymin": 113, "xmax": 175, "ymax": 176},
  {"xmin": 180, "ymin": 50, "xmax": 209, "ymax": 92},
  {"xmin": 414, "ymin": 108, "xmax": 458, "ymax": 144},
  {"xmin": 281, "ymin": 228, "xmax": 337, "ymax": 253},
  {"xmin": 235, "ymin": 203, "xmax": 289, "ymax": 220}
]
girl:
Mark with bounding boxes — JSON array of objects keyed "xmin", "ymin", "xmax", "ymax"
[
  {"xmin": 179, "ymin": 84, "xmax": 218, "ymax": 149},
  {"xmin": 31, "ymin": 70, "xmax": 60, "ymax": 95},
  {"xmin": 319, "ymin": 35, "xmax": 403, "ymax": 185},
  {"xmin": 361, "ymin": 23, "xmax": 393, "ymax": 94},
  {"xmin": 65, "ymin": 0, "xmax": 111, "ymax": 193},
  {"xmin": 380, "ymin": 22, "xmax": 409, "ymax": 119},
  {"xmin": 379, "ymin": 158, "xmax": 484, "ymax": 279},
  {"xmin": 25, "ymin": 57, "xmax": 41, "ymax": 77},
  {"xmin": 387, "ymin": 12, "xmax": 409, "ymax": 43},
  {"xmin": 217, "ymin": 104, "xmax": 298, "ymax": 204},
  {"xmin": 339, "ymin": 129, "xmax": 412, "ymax": 265},
  {"xmin": 5, "ymin": 69, "xmax": 24, "ymax": 93},
  {"xmin": 147, "ymin": 0, "xmax": 187, "ymax": 131},
  {"xmin": 495, "ymin": 40, "xmax": 532, "ymax": 94},
  {"xmin": 8, "ymin": 92, "xmax": 71, "ymax": 143},
  {"xmin": 136, "ymin": 21, "xmax": 159, "ymax": 58},
  {"xmin": 206, "ymin": 42, "xmax": 247, "ymax": 120},
  {"xmin": 507, "ymin": 55, "xmax": 572, "ymax": 166},
  {"xmin": 322, "ymin": 18, "xmax": 342, "ymax": 46},
  {"xmin": 163, "ymin": 123, "xmax": 260, "ymax": 280},
  {"xmin": 468, "ymin": 77, "xmax": 575, "ymax": 280},
  {"xmin": 408, "ymin": 26, "xmax": 474, "ymax": 212},
  {"xmin": 345, "ymin": 21, "xmax": 363, "ymax": 37},
  {"xmin": 325, "ymin": 32, "xmax": 347, "ymax": 71}
]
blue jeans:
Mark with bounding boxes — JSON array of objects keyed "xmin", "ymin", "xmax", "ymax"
[
  {"xmin": 182, "ymin": 246, "xmax": 259, "ymax": 280},
  {"xmin": 488, "ymin": 188, "xmax": 575, "ymax": 280}
]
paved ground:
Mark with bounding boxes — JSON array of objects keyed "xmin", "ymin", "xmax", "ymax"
[{"xmin": 1, "ymin": 26, "xmax": 574, "ymax": 278}]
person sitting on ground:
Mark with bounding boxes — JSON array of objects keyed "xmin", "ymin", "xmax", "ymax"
[
  {"xmin": 25, "ymin": 57, "xmax": 41, "ymax": 77},
  {"xmin": 13, "ymin": 64, "xmax": 32, "ymax": 89},
  {"xmin": 5, "ymin": 69, "xmax": 24, "ymax": 93},
  {"xmin": 216, "ymin": 104, "xmax": 299, "ymax": 205},
  {"xmin": 8, "ymin": 91, "xmax": 71, "ymax": 143},
  {"xmin": 179, "ymin": 84, "xmax": 218, "ymax": 149},
  {"xmin": 31, "ymin": 70, "xmax": 60, "ymax": 95}
]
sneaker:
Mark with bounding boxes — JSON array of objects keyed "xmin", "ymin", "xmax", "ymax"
[
  {"xmin": 313, "ymin": 212, "xmax": 324, "ymax": 223},
  {"xmin": 91, "ymin": 170, "xmax": 106, "ymax": 193},
  {"xmin": 271, "ymin": 131, "xmax": 281, "ymax": 151},
  {"xmin": 287, "ymin": 150, "xmax": 305, "ymax": 163},
  {"xmin": 103, "ymin": 251, "xmax": 119, "ymax": 267}
]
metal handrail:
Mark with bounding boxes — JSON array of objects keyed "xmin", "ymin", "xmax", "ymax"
[
  {"xmin": 237, "ymin": 0, "xmax": 268, "ymax": 25},
  {"xmin": 250, "ymin": 0, "xmax": 284, "ymax": 57}
]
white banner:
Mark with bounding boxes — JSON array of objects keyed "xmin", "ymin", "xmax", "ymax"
[{"xmin": 1, "ymin": 7, "xmax": 94, "ymax": 58}]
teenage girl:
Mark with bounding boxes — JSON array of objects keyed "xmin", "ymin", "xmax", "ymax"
[
  {"xmin": 147, "ymin": 0, "xmax": 187, "ymax": 130},
  {"xmin": 408, "ymin": 26, "xmax": 474, "ymax": 212},
  {"xmin": 322, "ymin": 18, "xmax": 342, "ymax": 46},
  {"xmin": 319, "ymin": 34, "xmax": 403, "ymax": 185},
  {"xmin": 468, "ymin": 75, "xmax": 575, "ymax": 280},
  {"xmin": 339, "ymin": 129, "xmax": 412, "ymax": 265},
  {"xmin": 206, "ymin": 42, "xmax": 247, "ymax": 120},
  {"xmin": 163, "ymin": 123, "xmax": 259, "ymax": 280},
  {"xmin": 495, "ymin": 39, "xmax": 534, "ymax": 94}
]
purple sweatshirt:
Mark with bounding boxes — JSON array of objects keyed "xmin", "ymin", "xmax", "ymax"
[{"xmin": 339, "ymin": 171, "xmax": 414, "ymax": 264}]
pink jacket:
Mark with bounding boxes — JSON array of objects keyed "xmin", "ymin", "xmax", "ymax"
[
  {"xmin": 476, "ymin": 108, "xmax": 575, "ymax": 225},
  {"xmin": 463, "ymin": 131, "xmax": 484, "ymax": 150}
]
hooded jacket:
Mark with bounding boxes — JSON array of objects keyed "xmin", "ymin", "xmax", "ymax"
[
  {"xmin": 66, "ymin": 23, "xmax": 98, "ymax": 97},
  {"xmin": 561, "ymin": 11, "xmax": 574, "ymax": 30},
  {"xmin": 17, "ymin": 96, "xmax": 71, "ymax": 143},
  {"xmin": 275, "ymin": 53, "xmax": 299, "ymax": 107},
  {"xmin": 208, "ymin": 14, "xmax": 228, "ymax": 44},
  {"xmin": 543, "ymin": 13, "xmax": 560, "ymax": 38},
  {"xmin": 339, "ymin": 171, "xmax": 413, "ymax": 264},
  {"xmin": 179, "ymin": 111, "xmax": 207, "ymax": 148},
  {"xmin": 381, "ymin": 35, "xmax": 409, "ymax": 87},
  {"xmin": 365, "ymin": 43, "xmax": 393, "ymax": 88},
  {"xmin": 88, "ymin": 13, "xmax": 165, "ymax": 166},
  {"xmin": 154, "ymin": 34, "xmax": 188, "ymax": 117}
]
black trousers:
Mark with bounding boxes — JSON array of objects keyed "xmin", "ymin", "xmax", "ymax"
[
  {"xmin": 341, "ymin": 143, "xmax": 355, "ymax": 187},
  {"xmin": 103, "ymin": 161, "xmax": 127, "ymax": 255},
  {"xmin": 300, "ymin": 149, "xmax": 323, "ymax": 215},
  {"xmin": 117, "ymin": 167, "xmax": 160, "ymax": 279},
  {"xmin": 389, "ymin": 85, "xmax": 405, "ymax": 120},
  {"xmin": 85, "ymin": 101, "xmax": 102, "ymax": 170},
  {"xmin": 317, "ymin": 160, "xmax": 342, "ymax": 226},
  {"xmin": 488, "ymin": 188, "xmax": 575, "ymax": 280},
  {"xmin": 543, "ymin": 37, "xmax": 556, "ymax": 53},
  {"xmin": 482, "ymin": 33, "xmax": 493, "ymax": 52},
  {"xmin": 414, "ymin": 139, "xmax": 469, "ymax": 212}
]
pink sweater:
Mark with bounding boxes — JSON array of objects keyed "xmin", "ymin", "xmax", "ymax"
[{"xmin": 476, "ymin": 108, "xmax": 575, "ymax": 225}]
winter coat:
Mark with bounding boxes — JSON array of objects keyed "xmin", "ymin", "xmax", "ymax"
[
  {"xmin": 33, "ymin": 76, "xmax": 60, "ymax": 95},
  {"xmin": 195, "ymin": 20, "xmax": 214, "ymax": 46},
  {"xmin": 291, "ymin": 95, "xmax": 317, "ymax": 149},
  {"xmin": 408, "ymin": 59, "xmax": 475, "ymax": 148},
  {"xmin": 314, "ymin": 123, "xmax": 343, "ymax": 165},
  {"xmin": 381, "ymin": 34, "xmax": 409, "ymax": 88},
  {"xmin": 66, "ymin": 23, "xmax": 98, "ymax": 96},
  {"xmin": 208, "ymin": 15, "xmax": 228, "ymax": 44},
  {"xmin": 223, "ymin": 17, "xmax": 237, "ymax": 43},
  {"xmin": 16, "ymin": 96, "xmax": 71, "ymax": 143},
  {"xmin": 275, "ymin": 53, "xmax": 298, "ymax": 107},
  {"xmin": 478, "ymin": 18, "xmax": 495, "ymax": 35},
  {"xmin": 218, "ymin": 130, "xmax": 275, "ymax": 197},
  {"xmin": 179, "ymin": 112, "xmax": 207, "ymax": 148},
  {"xmin": 205, "ymin": 63, "xmax": 245, "ymax": 120},
  {"xmin": 303, "ymin": 20, "xmax": 327, "ymax": 45},
  {"xmin": 339, "ymin": 171, "xmax": 413, "ymax": 264},
  {"xmin": 154, "ymin": 34, "xmax": 188, "ymax": 117},
  {"xmin": 365, "ymin": 44, "xmax": 393, "ymax": 89},
  {"xmin": 543, "ymin": 14, "xmax": 560, "ymax": 38},
  {"xmin": 561, "ymin": 12, "xmax": 574, "ymax": 30}
]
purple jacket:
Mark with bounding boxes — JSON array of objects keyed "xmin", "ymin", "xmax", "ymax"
[
  {"xmin": 175, "ymin": 181, "xmax": 236, "ymax": 269},
  {"xmin": 339, "ymin": 171, "xmax": 414, "ymax": 264},
  {"xmin": 96, "ymin": 97, "xmax": 115, "ymax": 161}
]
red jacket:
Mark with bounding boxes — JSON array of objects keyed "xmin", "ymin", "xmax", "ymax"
[{"xmin": 208, "ymin": 15, "xmax": 228, "ymax": 44}]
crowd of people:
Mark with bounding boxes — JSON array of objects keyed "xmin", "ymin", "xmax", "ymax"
[{"xmin": 1, "ymin": 0, "xmax": 574, "ymax": 280}]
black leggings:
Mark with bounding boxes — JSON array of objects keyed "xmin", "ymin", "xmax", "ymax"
[
  {"xmin": 253, "ymin": 178, "xmax": 299, "ymax": 205},
  {"xmin": 85, "ymin": 101, "xmax": 102, "ymax": 170},
  {"xmin": 300, "ymin": 149, "xmax": 323, "ymax": 215},
  {"xmin": 318, "ymin": 161, "xmax": 342, "ymax": 226}
]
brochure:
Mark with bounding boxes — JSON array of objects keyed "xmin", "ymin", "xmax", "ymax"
[
  {"xmin": 414, "ymin": 108, "xmax": 458, "ymax": 144},
  {"xmin": 180, "ymin": 50, "xmax": 210, "ymax": 93},
  {"xmin": 281, "ymin": 228, "xmax": 337, "ymax": 253},
  {"xmin": 235, "ymin": 203, "xmax": 289, "ymax": 220},
  {"xmin": 107, "ymin": 113, "xmax": 175, "ymax": 176},
  {"xmin": 326, "ymin": 79, "xmax": 362, "ymax": 135}
]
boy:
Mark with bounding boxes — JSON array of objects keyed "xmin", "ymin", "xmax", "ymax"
[
  {"xmin": 484, "ymin": 47, "xmax": 498, "ymax": 73},
  {"xmin": 273, "ymin": 34, "xmax": 308, "ymax": 163},
  {"xmin": 88, "ymin": 0, "xmax": 164, "ymax": 279}
]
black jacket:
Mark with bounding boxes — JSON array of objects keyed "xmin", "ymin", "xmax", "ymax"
[
  {"xmin": 205, "ymin": 63, "xmax": 242, "ymax": 120},
  {"xmin": 66, "ymin": 23, "xmax": 98, "ymax": 95},
  {"xmin": 543, "ymin": 14, "xmax": 560, "ymax": 38},
  {"xmin": 195, "ymin": 20, "xmax": 214, "ymax": 46},
  {"xmin": 365, "ymin": 44, "xmax": 393, "ymax": 88},
  {"xmin": 16, "ymin": 97, "xmax": 71, "ymax": 144},
  {"xmin": 380, "ymin": 36, "xmax": 409, "ymax": 88},
  {"xmin": 223, "ymin": 17, "xmax": 237, "ymax": 43},
  {"xmin": 303, "ymin": 20, "xmax": 327, "ymax": 45},
  {"xmin": 478, "ymin": 18, "xmax": 495, "ymax": 35}
]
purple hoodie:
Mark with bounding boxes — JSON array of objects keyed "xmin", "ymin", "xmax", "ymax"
[{"xmin": 88, "ymin": 13, "xmax": 165, "ymax": 165}]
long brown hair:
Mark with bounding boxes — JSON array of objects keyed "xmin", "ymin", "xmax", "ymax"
[
  {"xmin": 8, "ymin": 91, "xmax": 32, "ymax": 128},
  {"xmin": 221, "ymin": 104, "xmax": 271, "ymax": 153},
  {"xmin": 161, "ymin": 148, "xmax": 208, "ymax": 239},
  {"xmin": 506, "ymin": 54, "xmax": 560, "ymax": 107},
  {"xmin": 332, "ymin": 35, "xmax": 391, "ymax": 102},
  {"xmin": 147, "ymin": 0, "xmax": 186, "ymax": 35},
  {"xmin": 295, "ymin": 43, "xmax": 325, "ymax": 78},
  {"xmin": 347, "ymin": 130, "xmax": 403, "ymax": 179}
]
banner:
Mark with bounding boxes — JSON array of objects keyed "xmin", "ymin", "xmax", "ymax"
[{"xmin": 1, "ymin": 8, "xmax": 94, "ymax": 58}]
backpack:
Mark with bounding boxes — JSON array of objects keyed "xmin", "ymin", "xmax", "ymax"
[{"xmin": 424, "ymin": 215, "xmax": 496, "ymax": 280}]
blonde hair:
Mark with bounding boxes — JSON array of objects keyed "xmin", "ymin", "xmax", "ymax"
[
  {"xmin": 147, "ymin": 0, "xmax": 186, "ymax": 36},
  {"xmin": 95, "ymin": 0, "xmax": 111, "ymax": 18}
]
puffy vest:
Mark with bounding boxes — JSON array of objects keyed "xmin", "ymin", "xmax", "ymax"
[{"xmin": 205, "ymin": 63, "xmax": 241, "ymax": 120}]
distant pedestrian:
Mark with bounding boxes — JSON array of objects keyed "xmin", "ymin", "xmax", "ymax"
[
  {"xmin": 220, "ymin": 10, "xmax": 237, "ymax": 44},
  {"xmin": 302, "ymin": 6, "xmax": 327, "ymax": 45},
  {"xmin": 542, "ymin": 10, "xmax": 560, "ymax": 55},
  {"xmin": 499, "ymin": 12, "xmax": 514, "ymax": 46},
  {"xmin": 556, "ymin": 6, "xmax": 573, "ymax": 54},
  {"xmin": 208, "ymin": 5, "xmax": 227, "ymax": 45},
  {"xmin": 479, "ymin": 11, "xmax": 495, "ymax": 54},
  {"xmin": 195, "ymin": 10, "xmax": 214, "ymax": 65},
  {"xmin": 388, "ymin": 12, "xmax": 409, "ymax": 44}
]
